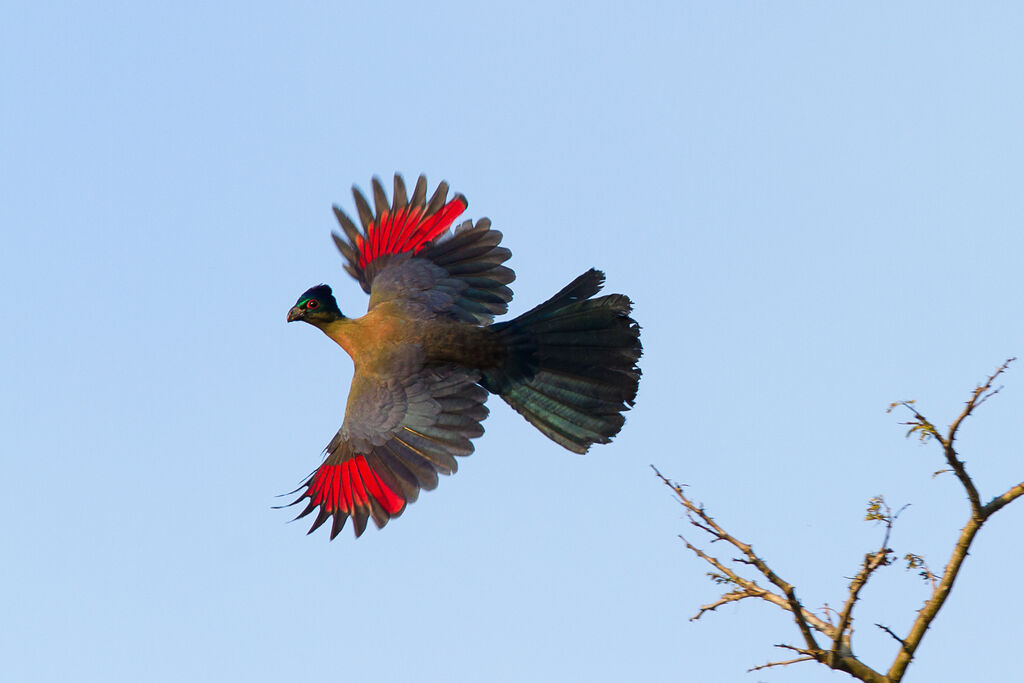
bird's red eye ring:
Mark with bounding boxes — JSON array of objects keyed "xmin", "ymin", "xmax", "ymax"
[{"xmin": 305, "ymin": 299, "xmax": 319, "ymax": 310}]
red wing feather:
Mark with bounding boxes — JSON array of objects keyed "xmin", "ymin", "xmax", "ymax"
[
  {"xmin": 332, "ymin": 174, "xmax": 469, "ymax": 292},
  {"xmin": 356, "ymin": 196, "xmax": 467, "ymax": 268},
  {"xmin": 294, "ymin": 455, "xmax": 407, "ymax": 539},
  {"xmin": 355, "ymin": 456, "xmax": 405, "ymax": 513},
  {"xmin": 284, "ymin": 367, "xmax": 490, "ymax": 540}
]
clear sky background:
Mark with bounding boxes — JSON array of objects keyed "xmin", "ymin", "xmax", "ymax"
[{"xmin": 2, "ymin": 3, "xmax": 1022, "ymax": 682}]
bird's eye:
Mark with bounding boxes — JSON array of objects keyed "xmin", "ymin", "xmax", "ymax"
[{"xmin": 305, "ymin": 299, "xmax": 319, "ymax": 310}]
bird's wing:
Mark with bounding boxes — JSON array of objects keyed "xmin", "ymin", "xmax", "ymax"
[
  {"xmin": 332, "ymin": 174, "xmax": 515, "ymax": 324},
  {"xmin": 285, "ymin": 361, "xmax": 488, "ymax": 539}
]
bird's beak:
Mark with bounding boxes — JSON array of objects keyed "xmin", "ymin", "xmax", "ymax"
[{"xmin": 286, "ymin": 306, "xmax": 303, "ymax": 323}]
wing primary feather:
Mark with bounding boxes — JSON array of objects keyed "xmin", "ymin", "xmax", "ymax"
[
  {"xmin": 338, "ymin": 463, "xmax": 352, "ymax": 512},
  {"xmin": 343, "ymin": 265, "xmax": 367, "ymax": 289},
  {"xmin": 410, "ymin": 175, "xmax": 427, "ymax": 209},
  {"xmin": 394, "ymin": 432, "xmax": 457, "ymax": 474},
  {"xmin": 332, "ymin": 206, "xmax": 363, "ymax": 244},
  {"xmin": 292, "ymin": 497, "xmax": 318, "ymax": 521},
  {"xmin": 392, "ymin": 174, "xmax": 408, "ymax": 211},
  {"xmin": 353, "ymin": 510, "xmax": 369, "ymax": 537},
  {"xmin": 329, "ymin": 510, "xmax": 347, "ymax": 540},
  {"xmin": 393, "ymin": 206, "xmax": 421, "ymax": 251},
  {"xmin": 352, "ymin": 185, "xmax": 375, "ymax": 231},
  {"xmin": 360, "ymin": 452, "xmax": 401, "ymax": 500},
  {"xmin": 366, "ymin": 495, "xmax": 388, "ymax": 529},
  {"xmin": 307, "ymin": 504, "xmax": 331, "ymax": 535},
  {"xmin": 370, "ymin": 448, "xmax": 422, "ymax": 502},
  {"xmin": 379, "ymin": 207, "xmax": 394, "ymax": 256},
  {"xmin": 385, "ymin": 440, "xmax": 439, "ymax": 491},
  {"xmin": 349, "ymin": 467, "xmax": 372, "ymax": 535},
  {"xmin": 425, "ymin": 180, "xmax": 449, "ymax": 217},
  {"xmin": 350, "ymin": 461, "xmax": 370, "ymax": 506},
  {"xmin": 332, "ymin": 232, "xmax": 360, "ymax": 265},
  {"xmin": 371, "ymin": 177, "xmax": 389, "ymax": 216},
  {"xmin": 387, "ymin": 207, "xmax": 408, "ymax": 253},
  {"xmin": 342, "ymin": 462, "xmax": 356, "ymax": 518},
  {"xmin": 327, "ymin": 465, "xmax": 342, "ymax": 513},
  {"xmin": 359, "ymin": 454, "xmax": 407, "ymax": 514},
  {"xmin": 422, "ymin": 223, "xmax": 488, "ymax": 259}
]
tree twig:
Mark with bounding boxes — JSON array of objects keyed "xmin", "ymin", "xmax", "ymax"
[
  {"xmin": 653, "ymin": 467, "xmax": 891, "ymax": 680},
  {"xmin": 831, "ymin": 545, "xmax": 891, "ymax": 661},
  {"xmin": 660, "ymin": 358, "xmax": 1022, "ymax": 683},
  {"xmin": 887, "ymin": 358, "xmax": 1018, "ymax": 680},
  {"xmin": 875, "ymin": 623, "xmax": 906, "ymax": 648},
  {"xmin": 747, "ymin": 655, "xmax": 815, "ymax": 672},
  {"xmin": 943, "ymin": 358, "xmax": 1013, "ymax": 515}
]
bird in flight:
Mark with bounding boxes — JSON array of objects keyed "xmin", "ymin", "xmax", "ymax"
[{"xmin": 285, "ymin": 174, "xmax": 642, "ymax": 539}]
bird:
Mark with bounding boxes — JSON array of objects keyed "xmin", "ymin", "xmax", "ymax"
[{"xmin": 284, "ymin": 173, "xmax": 642, "ymax": 539}]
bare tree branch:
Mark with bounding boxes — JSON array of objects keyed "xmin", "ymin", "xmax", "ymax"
[
  {"xmin": 887, "ymin": 358, "xmax": 1017, "ymax": 680},
  {"xmin": 653, "ymin": 467, "xmax": 890, "ymax": 681},
  {"xmin": 691, "ymin": 589, "xmax": 757, "ymax": 620},
  {"xmin": 942, "ymin": 358, "xmax": 1013, "ymax": 514},
  {"xmin": 747, "ymin": 655, "xmax": 815, "ymax": 672},
  {"xmin": 662, "ymin": 358, "xmax": 1022, "ymax": 683},
  {"xmin": 654, "ymin": 468, "xmax": 832, "ymax": 639},
  {"xmin": 832, "ymin": 543, "xmax": 891, "ymax": 661},
  {"xmin": 887, "ymin": 514, "xmax": 982, "ymax": 679},
  {"xmin": 874, "ymin": 623, "xmax": 906, "ymax": 648},
  {"xmin": 983, "ymin": 480, "xmax": 1024, "ymax": 517}
]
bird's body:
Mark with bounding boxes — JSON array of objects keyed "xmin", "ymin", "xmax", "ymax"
[
  {"xmin": 319, "ymin": 304, "xmax": 504, "ymax": 372},
  {"xmin": 286, "ymin": 174, "xmax": 642, "ymax": 539}
]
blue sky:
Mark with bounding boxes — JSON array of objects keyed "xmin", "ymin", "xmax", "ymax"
[{"xmin": 2, "ymin": 3, "xmax": 1022, "ymax": 681}]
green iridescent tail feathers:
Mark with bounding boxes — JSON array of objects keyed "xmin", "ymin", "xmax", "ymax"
[{"xmin": 481, "ymin": 269, "xmax": 642, "ymax": 453}]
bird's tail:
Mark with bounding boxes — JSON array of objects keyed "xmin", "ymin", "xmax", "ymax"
[{"xmin": 480, "ymin": 269, "xmax": 642, "ymax": 453}]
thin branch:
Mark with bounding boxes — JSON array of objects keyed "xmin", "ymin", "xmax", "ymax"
[
  {"xmin": 714, "ymin": 519, "xmax": 818, "ymax": 648},
  {"xmin": 832, "ymin": 546, "xmax": 891, "ymax": 659},
  {"xmin": 747, "ymin": 656, "xmax": 815, "ymax": 672},
  {"xmin": 820, "ymin": 603, "xmax": 839, "ymax": 628},
  {"xmin": 889, "ymin": 476, "xmax": 1024, "ymax": 680},
  {"xmin": 691, "ymin": 590, "xmax": 759, "ymax": 620},
  {"xmin": 768, "ymin": 644, "xmax": 888, "ymax": 682},
  {"xmin": 827, "ymin": 497, "xmax": 898, "ymax": 667},
  {"xmin": 941, "ymin": 442, "xmax": 983, "ymax": 517},
  {"xmin": 944, "ymin": 358, "xmax": 1014, "ymax": 515},
  {"xmin": 948, "ymin": 358, "xmax": 1014, "ymax": 441},
  {"xmin": 654, "ymin": 468, "xmax": 892, "ymax": 681},
  {"xmin": 676, "ymin": 533, "xmax": 778, "ymax": 621},
  {"xmin": 983, "ymin": 480, "xmax": 1024, "ymax": 517},
  {"xmin": 661, "ymin": 358, "xmax": 1022, "ymax": 683},
  {"xmin": 875, "ymin": 623, "xmax": 907, "ymax": 648},
  {"xmin": 653, "ymin": 467, "xmax": 830, "ymax": 643},
  {"xmin": 888, "ymin": 514, "xmax": 982, "ymax": 679},
  {"xmin": 886, "ymin": 358, "xmax": 1018, "ymax": 681},
  {"xmin": 774, "ymin": 643, "xmax": 817, "ymax": 657}
]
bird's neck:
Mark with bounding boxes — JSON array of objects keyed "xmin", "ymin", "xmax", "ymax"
[{"xmin": 317, "ymin": 316, "xmax": 359, "ymax": 357}]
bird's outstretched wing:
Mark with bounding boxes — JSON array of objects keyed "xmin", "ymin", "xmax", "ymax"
[
  {"xmin": 332, "ymin": 174, "xmax": 515, "ymax": 324},
  {"xmin": 285, "ymin": 363, "xmax": 488, "ymax": 539}
]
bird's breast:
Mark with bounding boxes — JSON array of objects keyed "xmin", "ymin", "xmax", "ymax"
[{"xmin": 323, "ymin": 309, "xmax": 504, "ymax": 373}]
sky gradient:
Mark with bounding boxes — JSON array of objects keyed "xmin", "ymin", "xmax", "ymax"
[{"xmin": 3, "ymin": 3, "xmax": 1023, "ymax": 681}]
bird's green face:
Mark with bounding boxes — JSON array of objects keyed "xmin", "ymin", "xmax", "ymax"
[{"xmin": 287, "ymin": 284, "xmax": 343, "ymax": 326}]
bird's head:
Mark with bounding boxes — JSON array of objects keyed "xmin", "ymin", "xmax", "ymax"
[{"xmin": 287, "ymin": 284, "xmax": 344, "ymax": 326}]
